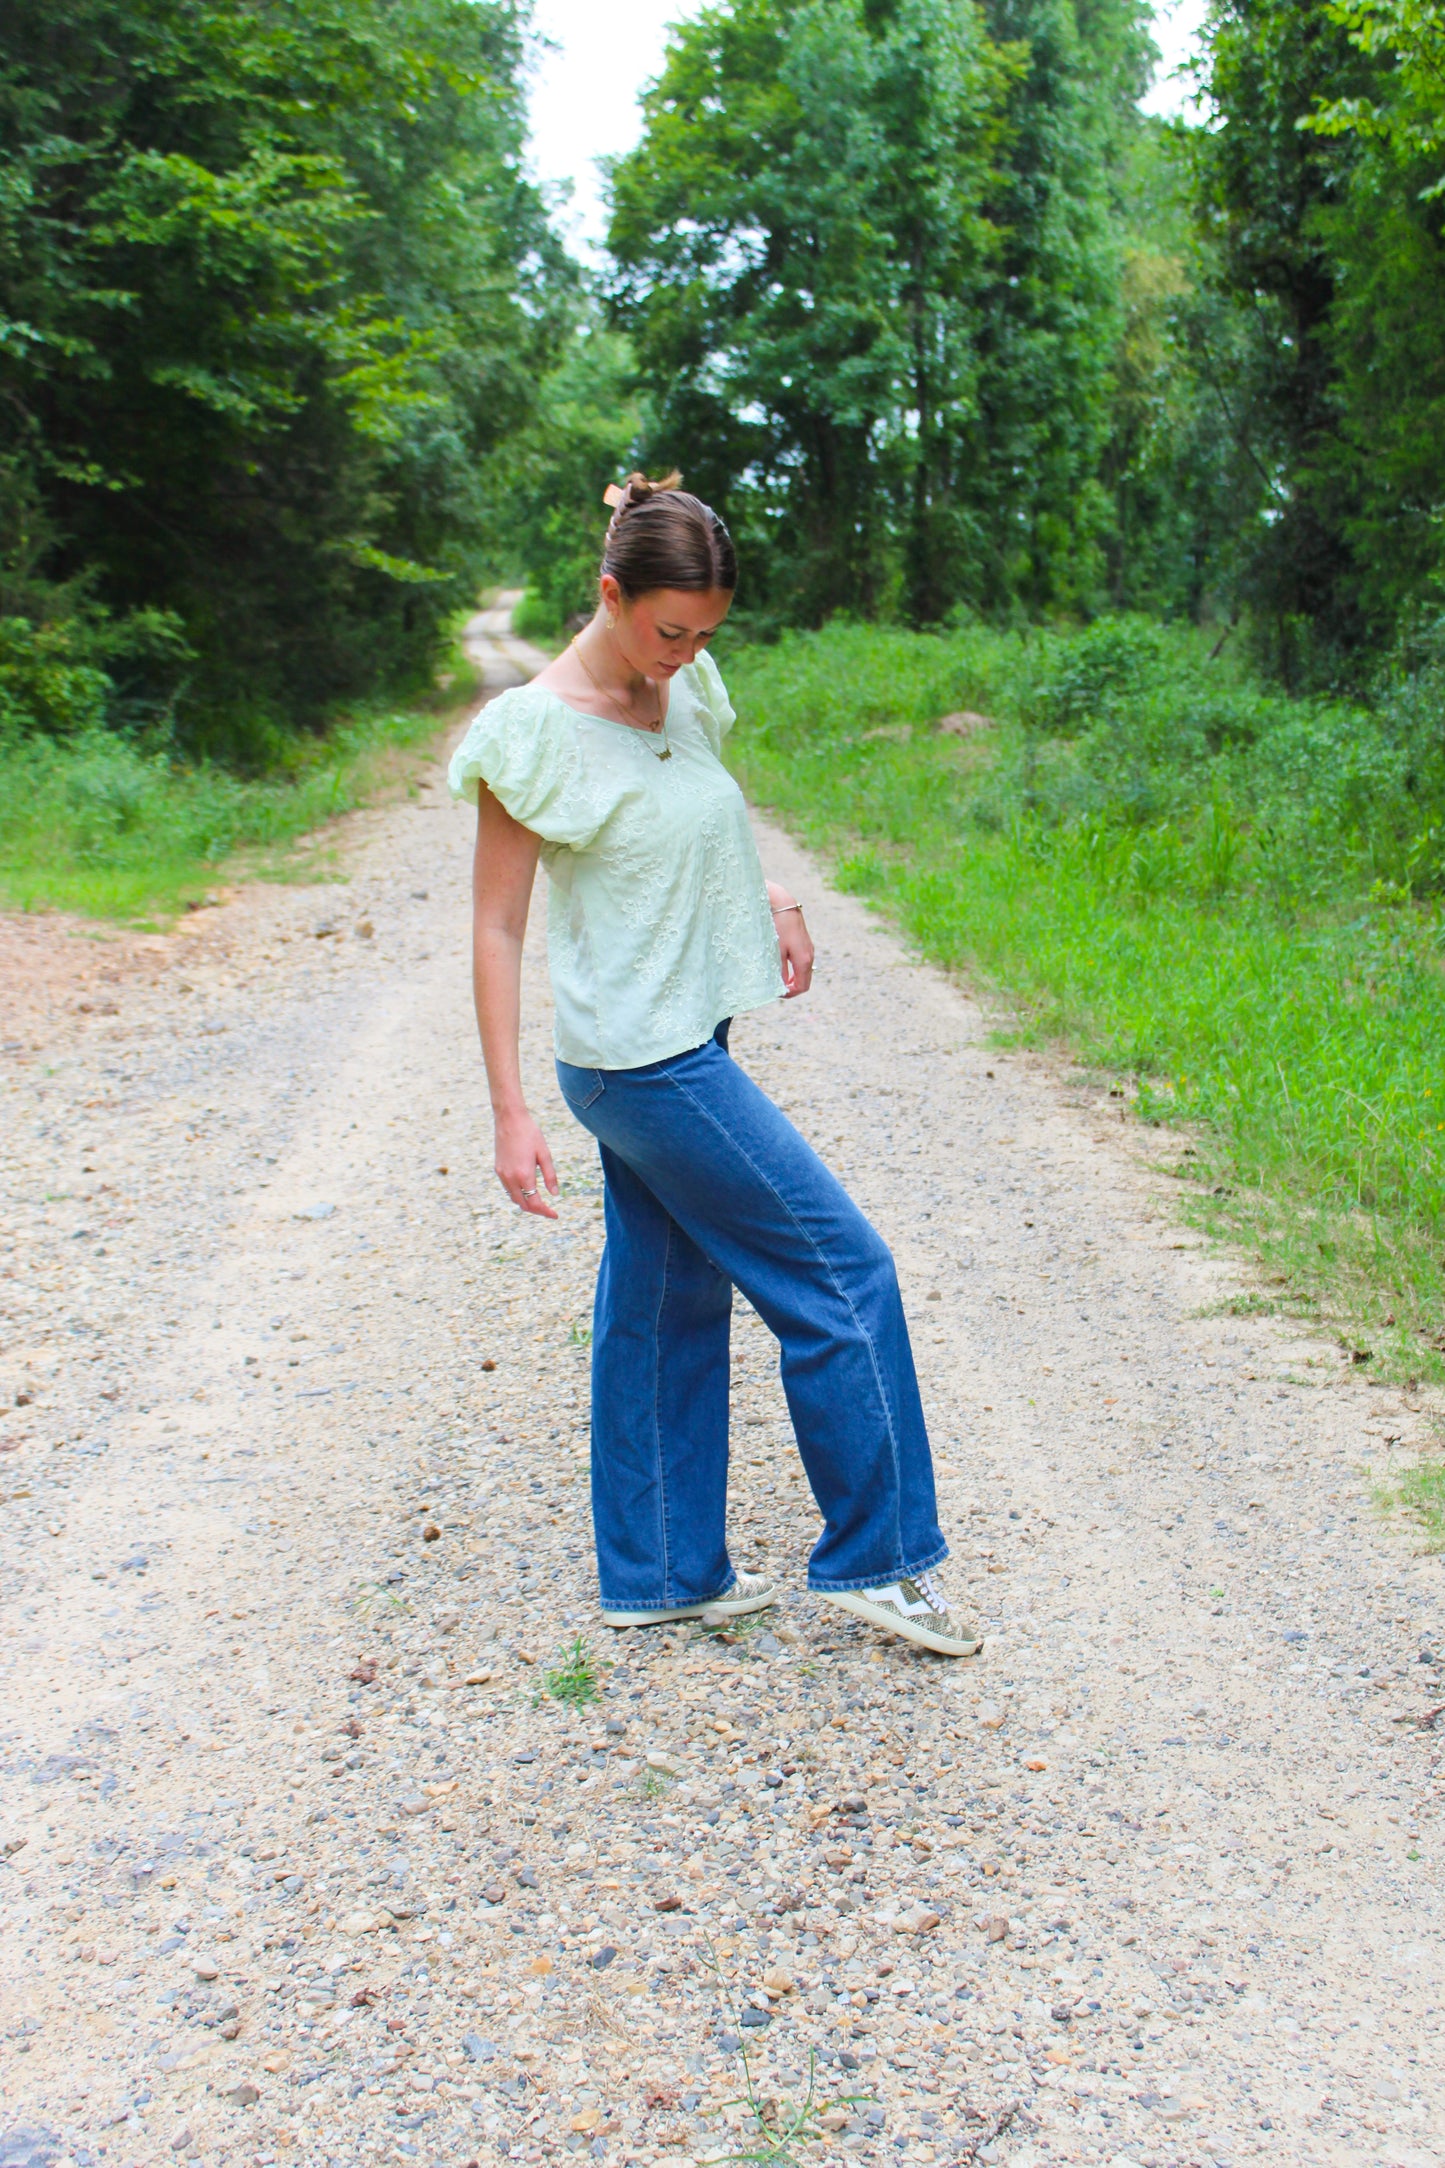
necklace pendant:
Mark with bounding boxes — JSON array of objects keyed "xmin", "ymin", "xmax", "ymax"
[{"xmin": 657, "ymin": 745, "xmax": 672, "ymax": 761}]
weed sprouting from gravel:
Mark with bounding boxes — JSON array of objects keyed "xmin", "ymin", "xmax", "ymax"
[
  {"xmin": 352, "ymin": 1581, "xmax": 406, "ymax": 1621},
  {"xmin": 700, "ymin": 1940, "xmax": 868, "ymax": 2167},
  {"xmin": 692, "ymin": 1606, "xmax": 774, "ymax": 1648},
  {"xmin": 1223, "ymin": 1292, "xmax": 1283, "ymax": 1317},
  {"xmin": 542, "ymin": 1633, "xmax": 600, "ymax": 1706},
  {"xmin": 715, "ymin": 2059, "xmax": 829, "ymax": 2168}
]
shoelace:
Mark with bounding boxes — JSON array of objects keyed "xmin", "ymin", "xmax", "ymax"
[{"xmin": 915, "ymin": 1567, "xmax": 952, "ymax": 1614}]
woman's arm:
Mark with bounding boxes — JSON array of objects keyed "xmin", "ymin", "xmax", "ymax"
[
  {"xmin": 472, "ymin": 787, "xmax": 559, "ymax": 1218},
  {"xmin": 766, "ymin": 879, "xmax": 815, "ymax": 999}
]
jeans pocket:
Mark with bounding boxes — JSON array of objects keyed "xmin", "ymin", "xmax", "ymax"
[{"xmin": 557, "ymin": 1065, "xmax": 605, "ymax": 1112}]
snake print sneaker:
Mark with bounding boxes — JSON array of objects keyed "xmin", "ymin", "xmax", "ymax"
[
  {"xmin": 819, "ymin": 1568, "xmax": 982, "ymax": 1656},
  {"xmin": 600, "ymin": 1569, "xmax": 778, "ymax": 1629}
]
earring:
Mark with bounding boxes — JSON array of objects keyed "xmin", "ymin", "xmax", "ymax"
[{"xmin": 606, "ymin": 613, "xmax": 617, "ymax": 630}]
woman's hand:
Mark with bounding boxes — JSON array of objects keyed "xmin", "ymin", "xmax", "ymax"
[
  {"xmin": 767, "ymin": 882, "xmax": 814, "ymax": 998},
  {"xmin": 493, "ymin": 1106, "xmax": 559, "ymax": 1219}
]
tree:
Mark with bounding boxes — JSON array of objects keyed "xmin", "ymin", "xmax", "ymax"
[
  {"xmin": 1309, "ymin": 0, "xmax": 1445, "ymax": 188},
  {"xmin": 0, "ymin": 0, "xmax": 571, "ymax": 759},
  {"xmin": 1304, "ymin": 0, "xmax": 1445, "ymax": 640},
  {"xmin": 502, "ymin": 316, "xmax": 649, "ymax": 638},
  {"xmin": 607, "ymin": 0, "xmax": 1162, "ymax": 629},
  {"xmin": 607, "ymin": 0, "xmax": 1016, "ymax": 626},
  {"xmin": 1192, "ymin": 0, "xmax": 1377, "ymax": 677},
  {"xmin": 1094, "ymin": 120, "xmax": 1261, "ymax": 623},
  {"xmin": 958, "ymin": 0, "xmax": 1154, "ymax": 617},
  {"xmin": 863, "ymin": 0, "xmax": 1021, "ymax": 624}
]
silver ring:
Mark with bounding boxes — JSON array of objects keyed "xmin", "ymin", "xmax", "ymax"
[{"xmin": 520, "ymin": 1187, "xmax": 538, "ymax": 1199}]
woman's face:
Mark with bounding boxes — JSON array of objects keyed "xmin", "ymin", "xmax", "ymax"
[{"xmin": 605, "ymin": 581, "xmax": 734, "ymax": 679}]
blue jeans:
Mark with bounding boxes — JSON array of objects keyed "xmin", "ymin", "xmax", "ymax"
[{"xmin": 555, "ymin": 1021, "xmax": 947, "ymax": 1612}]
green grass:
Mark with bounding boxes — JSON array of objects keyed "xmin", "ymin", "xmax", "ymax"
[
  {"xmin": 1376, "ymin": 1462, "xmax": 1445, "ymax": 1551},
  {"xmin": 722, "ymin": 616, "xmax": 1445, "ymax": 1392},
  {"xmin": 541, "ymin": 1633, "xmax": 601, "ymax": 1708},
  {"xmin": 691, "ymin": 1606, "xmax": 774, "ymax": 1647},
  {"xmin": 700, "ymin": 1938, "xmax": 871, "ymax": 2166},
  {"xmin": 0, "ymin": 651, "xmax": 479, "ymax": 925}
]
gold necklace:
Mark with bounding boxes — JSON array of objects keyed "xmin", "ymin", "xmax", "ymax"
[{"xmin": 571, "ymin": 638, "xmax": 671, "ymax": 760}]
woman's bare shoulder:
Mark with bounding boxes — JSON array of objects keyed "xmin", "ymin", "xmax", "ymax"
[{"xmin": 529, "ymin": 654, "xmax": 592, "ymax": 707}]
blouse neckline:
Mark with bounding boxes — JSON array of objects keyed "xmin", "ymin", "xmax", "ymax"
[{"xmin": 525, "ymin": 665, "xmax": 694, "ymax": 739}]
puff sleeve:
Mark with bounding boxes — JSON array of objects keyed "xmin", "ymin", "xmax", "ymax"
[
  {"xmin": 689, "ymin": 651, "xmax": 737, "ymax": 757},
  {"xmin": 447, "ymin": 688, "xmax": 606, "ymax": 850}
]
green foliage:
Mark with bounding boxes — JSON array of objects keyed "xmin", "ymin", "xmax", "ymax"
[
  {"xmin": 959, "ymin": 0, "xmax": 1152, "ymax": 618},
  {"xmin": 1375, "ymin": 1457, "xmax": 1445, "ymax": 1551},
  {"xmin": 723, "ymin": 620, "xmax": 1445, "ymax": 1363},
  {"xmin": 1194, "ymin": 0, "xmax": 1445, "ymax": 669},
  {"xmin": 702, "ymin": 1940, "xmax": 870, "ymax": 2167},
  {"xmin": 497, "ymin": 319, "xmax": 646, "ymax": 640},
  {"xmin": 605, "ymin": 0, "xmax": 1148, "ymax": 627},
  {"xmin": 586, "ymin": 0, "xmax": 1445, "ymax": 664},
  {"xmin": 541, "ymin": 1634, "xmax": 601, "ymax": 1708},
  {"xmin": 0, "ymin": 669, "xmax": 464, "ymax": 921},
  {"xmin": 1309, "ymin": 0, "xmax": 1445, "ymax": 189},
  {"xmin": 1098, "ymin": 124, "xmax": 1259, "ymax": 622},
  {"xmin": 1191, "ymin": 0, "xmax": 1374, "ymax": 671},
  {"xmin": 0, "ymin": 0, "xmax": 571, "ymax": 762},
  {"xmin": 0, "ymin": 605, "xmax": 193, "ymax": 739}
]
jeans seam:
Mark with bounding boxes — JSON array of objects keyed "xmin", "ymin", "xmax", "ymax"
[
  {"xmin": 806, "ymin": 1538, "xmax": 950, "ymax": 1593},
  {"xmin": 660, "ymin": 1065, "xmax": 906, "ymax": 1563},
  {"xmin": 599, "ymin": 1581, "xmax": 740, "ymax": 1614},
  {"xmin": 653, "ymin": 1211, "xmax": 674, "ymax": 1603}
]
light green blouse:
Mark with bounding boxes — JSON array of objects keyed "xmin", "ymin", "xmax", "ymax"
[{"xmin": 448, "ymin": 652, "xmax": 782, "ymax": 1069}]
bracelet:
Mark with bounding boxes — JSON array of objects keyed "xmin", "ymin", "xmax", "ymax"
[{"xmin": 771, "ymin": 902, "xmax": 803, "ymax": 917}]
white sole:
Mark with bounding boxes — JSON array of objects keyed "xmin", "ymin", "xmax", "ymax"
[
  {"xmin": 820, "ymin": 1588, "xmax": 982, "ymax": 1656},
  {"xmin": 600, "ymin": 1586, "xmax": 778, "ymax": 1629}
]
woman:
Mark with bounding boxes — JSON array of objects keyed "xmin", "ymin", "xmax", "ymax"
[{"xmin": 450, "ymin": 473, "xmax": 978, "ymax": 1658}]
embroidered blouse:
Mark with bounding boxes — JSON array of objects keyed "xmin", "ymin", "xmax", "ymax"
[{"xmin": 448, "ymin": 653, "xmax": 781, "ymax": 1068}]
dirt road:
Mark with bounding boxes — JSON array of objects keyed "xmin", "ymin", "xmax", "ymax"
[{"xmin": 2, "ymin": 613, "xmax": 1443, "ymax": 2168}]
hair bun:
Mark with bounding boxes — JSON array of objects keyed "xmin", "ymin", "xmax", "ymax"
[
  {"xmin": 597, "ymin": 473, "xmax": 737, "ymax": 599},
  {"xmin": 603, "ymin": 470, "xmax": 683, "ymax": 520}
]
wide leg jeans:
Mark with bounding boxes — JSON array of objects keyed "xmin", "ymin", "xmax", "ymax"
[{"xmin": 555, "ymin": 1023, "xmax": 947, "ymax": 1613}]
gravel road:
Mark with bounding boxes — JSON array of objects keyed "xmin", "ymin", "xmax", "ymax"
[{"xmin": 2, "ymin": 608, "xmax": 1444, "ymax": 2168}]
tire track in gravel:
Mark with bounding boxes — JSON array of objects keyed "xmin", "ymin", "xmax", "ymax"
[{"xmin": 1, "ymin": 625, "xmax": 1443, "ymax": 2168}]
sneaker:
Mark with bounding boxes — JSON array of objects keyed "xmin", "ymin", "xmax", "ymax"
[
  {"xmin": 819, "ymin": 1568, "xmax": 982, "ymax": 1656},
  {"xmin": 600, "ymin": 1569, "xmax": 778, "ymax": 1630}
]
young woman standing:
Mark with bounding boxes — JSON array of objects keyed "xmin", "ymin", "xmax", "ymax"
[{"xmin": 451, "ymin": 474, "xmax": 978, "ymax": 1658}]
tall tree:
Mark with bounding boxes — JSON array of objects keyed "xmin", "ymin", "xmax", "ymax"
[
  {"xmin": 606, "ymin": 0, "xmax": 1015, "ymax": 625},
  {"xmin": 863, "ymin": 0, "xmax": 1021, "ymax": 624},
  {"xmin": 1304, "ymin": 0, "xmax": 1445, "ymax": 641},
  {"xmin": 501, "ymin": 315, "xmax": 649, "ymax": 637},
  {"xmin": 1094, "ymin": 120, "xmax": 1262, "ymax": 623},
  {"xmin": 0, "ymin": 0, "xmax": 571, "ymax": 758},
  {"xmin": 1192, "ymin": 0, "xmax": 1375, "ymax": 676},
  {"xmin": 607, "ymin": 0, "xmax": 1159, "ymax": 628},
  {"xmin": 959, "ymin": 0, "xmax": 1154, "ymax": 617}
]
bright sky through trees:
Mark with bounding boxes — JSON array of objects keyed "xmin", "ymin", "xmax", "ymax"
[
  {"xmin": 1139, "ymin": 0, "xmax": 1208, "ymax": 118},
  {"xmin": 528, "ymin": 0, "xmax": 1208, "ymax": 255},
  {"xmin": 528, "ymin": 0, "xmax": 704, "ymax": 255}
]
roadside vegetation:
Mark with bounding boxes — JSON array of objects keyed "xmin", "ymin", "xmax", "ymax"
[
  {"xmin": 0, "ymin": 651, "xmax": 477, "ymax": 925},
  {"xmin": 724, "ymin": 618, "xmax": 1445, "ymax": 1394}
]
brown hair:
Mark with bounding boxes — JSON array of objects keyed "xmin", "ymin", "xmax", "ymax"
[{"xmin": 601, "ymin": 471, "xmax": 737, "ymax": 599}]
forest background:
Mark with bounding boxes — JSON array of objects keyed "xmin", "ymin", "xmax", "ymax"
[{"xmin": 3, "ymin": 0, "xmax": 1445, "ymax": 1451}]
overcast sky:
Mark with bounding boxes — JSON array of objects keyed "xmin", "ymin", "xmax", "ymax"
[{"xmin": 526, "ymin": 0, "xmax": 1210, "ymax": 259}]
